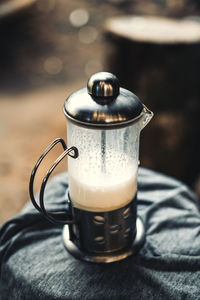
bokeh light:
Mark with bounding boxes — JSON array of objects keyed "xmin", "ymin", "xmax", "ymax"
[
  {"xmin": 69, "ymin": 8, "xmax": 89, "ymax": 27},
  {"xmin": 78, "ymin": 26, "xmax": 98, "ymax": 44},
  {"xmin": 43, "ymin": 56, "xmax": 63, "ymax": 75}
]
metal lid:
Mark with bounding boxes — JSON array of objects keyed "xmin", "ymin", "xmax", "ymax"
[{"xmin": 63, "ymin": 72, "xmax": 143, "ymax": 128}]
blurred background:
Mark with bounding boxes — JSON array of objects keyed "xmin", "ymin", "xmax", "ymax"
[{"xmin": 0, "ymin": 0, "xmax": 200, "ymax": 223}]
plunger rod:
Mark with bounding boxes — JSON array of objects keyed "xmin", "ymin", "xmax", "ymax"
[{"xmin": 101, "ymin": 130, "xmax": 106, "ymax": 173}]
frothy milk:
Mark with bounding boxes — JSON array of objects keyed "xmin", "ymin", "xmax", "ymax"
[{"xmin": 68, "ymin": 152, "xmax": 137, "ymax": 212}]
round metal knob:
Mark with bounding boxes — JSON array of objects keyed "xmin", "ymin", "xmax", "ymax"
[{"xmin": 87, "ymin": 72, "xmax": 120, "ymax": 99}]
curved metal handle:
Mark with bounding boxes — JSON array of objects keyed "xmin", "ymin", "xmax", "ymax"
[{"xmin": 29, "ymin": 138, "xmax": 78, "ymax": 225}]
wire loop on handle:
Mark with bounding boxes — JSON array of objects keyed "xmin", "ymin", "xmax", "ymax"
[{"xmin": 29, "ymin": 138, "xmax": 78, "ymax": 225}]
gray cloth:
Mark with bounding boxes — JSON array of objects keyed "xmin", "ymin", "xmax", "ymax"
[{"xmin": 0, "ymin": 168, "xmax": 200, "ymax": 300}]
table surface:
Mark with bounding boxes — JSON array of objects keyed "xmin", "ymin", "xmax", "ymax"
[
  {"xmin": 105, "ymin": 16, "xmax": 200, "ymax": 43},
  {"xmin": 0, "ymin": 168, "xmax": 200, "ymax": 300}
]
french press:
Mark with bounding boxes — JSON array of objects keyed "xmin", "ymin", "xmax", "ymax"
[{"xmin": 29, "ymin": 72, "xmax": 153, "ymax": 263}]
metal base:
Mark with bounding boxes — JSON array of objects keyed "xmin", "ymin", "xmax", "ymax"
[{"xmin": 63, "ymin": 216, "xmax": 145, "ymax": 263}]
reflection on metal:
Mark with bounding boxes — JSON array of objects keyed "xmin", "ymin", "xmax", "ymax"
[
  {"xmin": 93, "ymin": 215, "xmax": 105, "ymax": 225},
  {"xmin": 87, "ymin": 72, "xmax": 119, "ymax": 98},
  {"xmin": 63, "ymin": 72, "xmax": 147, "ymax": 128},
  {"xmin": 63, "ymin": 216, "xmax": 145, "ymax": 263}
]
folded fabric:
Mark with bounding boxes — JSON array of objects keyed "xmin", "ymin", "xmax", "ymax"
[{"xmin": 0, "ymin": 168, "xmax": 200, "ymax": 300}]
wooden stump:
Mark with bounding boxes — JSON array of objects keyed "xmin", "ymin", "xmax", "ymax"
[{"xmin": 104, "ymin": 16, "xmax": 200, "ymax": 187}]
